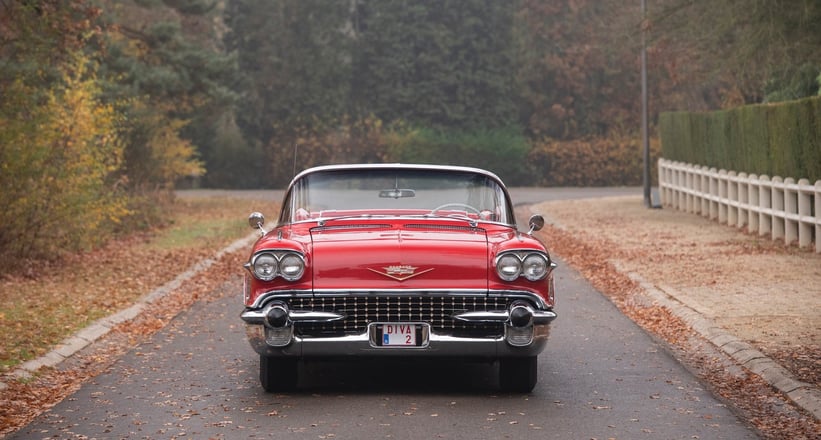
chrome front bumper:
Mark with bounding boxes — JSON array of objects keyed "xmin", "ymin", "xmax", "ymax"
[
  {"xmin": 240, "ymin": 302, "xmax": 556, "ymax": 358},
  {"xmin": 242, "ymin": 324, "xmax": 552, "ymax": 358}
]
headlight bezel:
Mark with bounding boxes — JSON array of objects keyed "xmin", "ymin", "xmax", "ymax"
[
  {"xmin": 249, "ymin": 251, "xmax": 306, "ymax": 282},
  {"xmin": 495, "ymin": 251, "xmax": 551, "ymax": 282}
]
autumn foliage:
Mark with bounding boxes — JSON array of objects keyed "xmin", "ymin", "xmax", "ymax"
[
  {"xmin": 528, "ymin": 135, "xmax": 661, "ymax": 187},
  {"xmin": 0, "ymin": 1, "xmax": 204, "ymax": 270},
  {"xmin": 0, "ymin": 59, "xmax": 127, "ymax": 265}
]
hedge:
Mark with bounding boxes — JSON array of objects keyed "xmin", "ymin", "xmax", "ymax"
[{"xmin": 659, "ymin": 96, "xmax": 821, "ymax": 181}]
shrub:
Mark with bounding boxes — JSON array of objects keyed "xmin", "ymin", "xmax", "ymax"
[
  {"xmin": 527, "ymin": 135, "xmax": 661, "ymax": 186},
  {"xmin": 0, "ymin": 60, "xmax": 128, "ymax": 269}
]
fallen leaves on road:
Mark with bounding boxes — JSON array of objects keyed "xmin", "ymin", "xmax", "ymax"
[
  {"xmin": 535, "ymin": 220, "xmax": 821, "ymax": 440},
  {"xmin": 0, "ymin": 249, "xmax": 245, "ymax": 437}
]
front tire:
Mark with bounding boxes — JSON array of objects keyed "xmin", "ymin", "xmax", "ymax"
[
  {"xmin": 260, "ymin": 355, "xmax": 298, "ymax": 392},
  {"xmin": 499, "ymin": 356, "xmax": 537, "ymax": 392}
]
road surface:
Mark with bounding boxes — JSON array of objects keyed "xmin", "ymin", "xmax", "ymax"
[{"xmin": 8, "ymin": 188, "xmax": 759, "ymax": 439}]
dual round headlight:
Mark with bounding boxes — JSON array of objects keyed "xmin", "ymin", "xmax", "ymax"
[
  {"xmin": 251, "ymin": 251, "xmax": 305, "ymax": 281},
  {"xmin": 496, "ymin": 251, "xmax": 550, "ymax": 282}
]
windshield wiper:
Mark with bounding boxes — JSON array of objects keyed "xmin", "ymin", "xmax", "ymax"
[
  {"xmin": 316, "ymin": 214, "xmax": 383, "ymax": 227},
  {"xmin": 419, "ymin": 213, "xmax": 478, "ymax": 228}
]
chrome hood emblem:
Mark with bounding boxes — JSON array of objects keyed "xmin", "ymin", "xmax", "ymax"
[{"xmin": 368, "ymin": 265, "xmax": 434, "ymax": 281}]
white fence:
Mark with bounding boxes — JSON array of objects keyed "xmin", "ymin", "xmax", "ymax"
[{"xmin": 658, "ymin": 159, "xmax": 821, "ymax": 253}]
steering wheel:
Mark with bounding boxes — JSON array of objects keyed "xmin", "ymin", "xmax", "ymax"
[{"xmin": 430, "ymin": 203, "xmax": 481, "ymax": 216}]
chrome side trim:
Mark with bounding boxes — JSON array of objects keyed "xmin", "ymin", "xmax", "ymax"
[
  {"xmin": 452, "ymin": 311, "xmax": 509, "ymax": 322},
  {"xmin": 289, "ymin": 310, "xmax": 346, "ymax": 322},
  {"xmin": 240, "ymin": 307, "xmax": 346, "ymax": 325},
  {"xmin": 452, "ymin": 309, "xmax": 557, "ymax": 324}
]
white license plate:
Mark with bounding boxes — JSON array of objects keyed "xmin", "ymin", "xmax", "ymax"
[{"xmin": 382, "ymin": 323, "xmax": 416, "ymax": 346}]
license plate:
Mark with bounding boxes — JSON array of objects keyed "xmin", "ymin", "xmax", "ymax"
[
  {"xmin": 382, "ymin": 323, "xmax": 416, "ymax": 346},
  {"xmin": 369, "ymin": 323, "xmax": 429, "ymax": 348}
]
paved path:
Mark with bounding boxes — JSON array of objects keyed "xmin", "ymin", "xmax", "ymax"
[{"xmin": 529, "ymin": 194, "xmax": 821, "ymax": 421}]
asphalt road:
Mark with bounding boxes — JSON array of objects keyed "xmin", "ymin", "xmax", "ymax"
[{"xmin": 8, "ymin": 188, "xmax": 759, "ymax": 439}]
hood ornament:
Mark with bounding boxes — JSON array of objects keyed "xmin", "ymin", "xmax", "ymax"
[{"xmin": 368, "ymin": 265, "xmax": 434, "ymax": 281}]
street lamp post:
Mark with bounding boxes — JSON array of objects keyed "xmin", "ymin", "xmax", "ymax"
[{"xmin": 641, "ymin": 0, "xmax": 651, "ymax": 207}]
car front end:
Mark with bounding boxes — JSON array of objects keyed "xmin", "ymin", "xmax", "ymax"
[{"xmin": 240, "ymin": 164, "xmax": 556, "ymax": 392}]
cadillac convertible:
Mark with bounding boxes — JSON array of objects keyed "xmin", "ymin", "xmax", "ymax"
[{"xmin": 240, "ymin": 164, "xmax": 556, "ymax": 392}]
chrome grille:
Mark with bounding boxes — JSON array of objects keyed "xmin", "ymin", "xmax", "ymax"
[{"xmin": 289, "ymin": 295, "xmax": 508, "ymax": 338}]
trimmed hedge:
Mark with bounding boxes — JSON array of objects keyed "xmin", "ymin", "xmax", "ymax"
[{"xmin": 660, "ymin": 96, "xmax": 821, "ymax": 181}]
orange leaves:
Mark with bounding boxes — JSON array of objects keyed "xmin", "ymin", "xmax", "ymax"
[{"xmin": 528, "ymin": 135, "xmax": 662, "ymax": 187}]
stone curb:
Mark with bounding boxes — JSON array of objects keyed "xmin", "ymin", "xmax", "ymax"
[
  {"xmin": 618, "ymin": 265, "xmax": 821, "ymax": 421},
  {"xmin": 0, "ymin": 232, "xmax": 258, "ymax": 390}
]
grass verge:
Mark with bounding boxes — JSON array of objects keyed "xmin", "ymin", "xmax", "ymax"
[{"xmin": 0, "ymin": 194, "xmax": 274, "ymax": 372}]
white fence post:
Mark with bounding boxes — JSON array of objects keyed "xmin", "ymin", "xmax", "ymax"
[
  {"xmin": 736, "ymin": 172, "xmax": 747, "ymax": 229},
  {"xmin": 772, "ymin": 177, "xmax": 785, "ymax": 243},
  {"xmin": 816, "ymin": 180, "xmax": 821, "ymax": 253},
  {"xmin": 700, "ymin": 165, "xmax": 710, "ymax": 217},
  {"xmin": 657, "ymin": 159, "xmax": 819, "ymax": 253},
  {"xmin": 728, "ymin": 171, "xmax": 738, "ymax": 226},
  {"xmin": 784, "ymin": 178, "xmax": 798, "ymax": 246},
  {"xmin": 798, "ymin": 179, "xmax": 812, "ymax": 249},
  {"xmin": 759, "ymin": 175, "xmax": 772, "ymax": 238},
  {"xmin": 747, "ymin": 174, "xmax": 759, "ymax": 234},
  {"xmin": 709, "ymin": 168, "xmax": 719, "ymax": 220}
]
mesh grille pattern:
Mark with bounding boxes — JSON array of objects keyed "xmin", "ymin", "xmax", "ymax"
[{"xmin": 289, "ymin": 295, "xmax": 507, "ymax": 338}]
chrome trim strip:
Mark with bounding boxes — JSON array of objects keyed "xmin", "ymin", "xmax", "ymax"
[
  {"xmin": 487, "ymin": 290, "xmax": 553, "ymax": 310},
  {"xmin": 249, "ymin": 290, "xmax": 313, "ymax": 309},
  {"xmin": 452, "ymin": 309, "xmax": 557, "ymax": 324},
  {"xmin": 291, "ymin": 217, "xmax": 513, "ymax": 229},
  {"xmin": 289, "ymin": 163, "xmax": 506, "ymax": 191},
  {"xmin": 242, "ymin": 308, "xmax": 347, "ymax": 325},
  {"xmin": 309, "ymin": 289, "xmax": 488, "ymax": 297},
  {"xmin": 250, "ymin": 289, "xmax": 554, "ymax": 310},
  {"xmin": 289, "ymin": 310, "xmax": 346, "ymax": 322},
  {"xmin": 452, "ymin": 311, "xmax": 509, "ymax": 322}
]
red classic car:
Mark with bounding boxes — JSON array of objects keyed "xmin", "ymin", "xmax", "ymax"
[{"xmin": 240, "ymin": 164, "xmax": 556, "ymax": 392}]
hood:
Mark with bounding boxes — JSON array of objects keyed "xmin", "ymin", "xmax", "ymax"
[{"xmin": 310, "ymin": 224, "xmax": 489, "ymax": 290}]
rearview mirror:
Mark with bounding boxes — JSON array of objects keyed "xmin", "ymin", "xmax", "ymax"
[{"xmin": 379, "ymin": 189, "xmax": 416, "ymax": 199}]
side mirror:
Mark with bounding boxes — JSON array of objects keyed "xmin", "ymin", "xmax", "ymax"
[
  {"xmin": 527, "ymin": 215, "xmax": 545, "ymax": 234},
  {"xmin": 248, "ymin": 212, "xmax": 266, "ymax": 230}
]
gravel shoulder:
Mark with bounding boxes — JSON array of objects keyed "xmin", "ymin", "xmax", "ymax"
[
  {"xmin": 534, "ymin": 196, "xmax": 820, "ymax": 359},
  {"xmin": 530, "ymin": 195, "xmax": 821, "ymax": 434}
]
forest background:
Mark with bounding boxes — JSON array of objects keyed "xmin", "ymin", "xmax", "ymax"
[{"xmin": 1, "ymin": 0, "xmax": 820, "ymax": 266}]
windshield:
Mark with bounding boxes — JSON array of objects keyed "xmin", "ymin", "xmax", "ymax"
[{"xmin": 279, "ymin": 168, "xmax": 513, "ymax": 225}]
